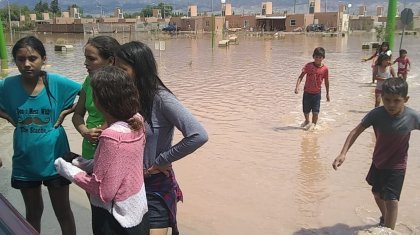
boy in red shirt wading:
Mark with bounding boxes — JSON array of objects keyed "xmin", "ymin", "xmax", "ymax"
[{"xmin": 294, "ymin": 47, "xmax": 330, "ymax": 131}]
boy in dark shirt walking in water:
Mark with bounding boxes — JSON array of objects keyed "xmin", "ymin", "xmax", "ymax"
[{"xmin": 332, "ymin": 78, "xmax": 420, "ymax": 229}]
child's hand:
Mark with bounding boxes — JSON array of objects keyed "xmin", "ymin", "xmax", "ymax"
[
  {"xmin": 82, "ymin": 128, "xmax": 103, "ymax": 145},
  {"xmin": 332, "ymin": 154, "xmax": 346, "ymax": 170},
  {"xmin": 361, "ymin": 58, "xmax": 367, "ymax": 62},
  {"xmin": 145, "ymin": 164, "xmax": 172, "ymax": 177},
  {"xmin": 326, "ymin": 94, "xmax": 330, "ymax": 102},
  {"xmin": 294, "ymin": 88, "xmax": 299, "ymax": 94}
]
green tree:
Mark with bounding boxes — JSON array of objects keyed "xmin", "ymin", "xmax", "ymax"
[
  {"xmin": 34, "ymin": 0, "xmax": 49, "ymax": 13},
  {"xmin": 67, "ymin": 4, "xmax": 83, "ymax": 15},
  {"xmin": 50, "ymin": 0, "xmax": 60, "ymax": 15},
  {"xmin": 141, "ymin": 5, "xmax": 153, "ymax": 17},
  {"xmin": 157, "ymin": 3, "xmax": 172, "ymax": 19},
  {"xmin": 0, "ymin": 4, "xmax": 34, "ymax": 30},
  {"xmin": 34, "ymin": 0, "xmax": 50, "ymax": 19}
]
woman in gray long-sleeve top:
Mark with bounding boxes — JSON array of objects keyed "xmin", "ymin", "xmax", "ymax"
[{"xmin": 115, "ymin": 41, "xmax": 208, "ymax": 235}]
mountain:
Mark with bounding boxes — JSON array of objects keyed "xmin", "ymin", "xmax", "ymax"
[{"xmin": 3, "ymin": 0, "xmax": 420, "ymax": 16}]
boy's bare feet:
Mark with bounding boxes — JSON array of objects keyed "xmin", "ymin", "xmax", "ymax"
[{"xmin": 300, "ymin": 121, "xmax": 310, "ymax": 128}]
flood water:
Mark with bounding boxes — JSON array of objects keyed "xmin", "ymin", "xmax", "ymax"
[{"xmin": 1, "ymin": 32, "xmax": 420, "ymax": 235}]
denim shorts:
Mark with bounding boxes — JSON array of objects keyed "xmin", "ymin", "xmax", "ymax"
[
  {"xmin": 11, "ymin": 175, "xmax": 71, "ymax": 189},
  {"xmin": 366, "ymin": 163, "xmax": 406, "ymax": 201},
  {"xmin": 303, "ymin": 92, "xmax": 321, "ymax": 114},
  {"xmin": 147, "ymin": 193, "xmax": 170, "ymax": 229}
]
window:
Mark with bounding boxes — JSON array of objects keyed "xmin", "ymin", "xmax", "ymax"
[
  {"xmin": 290, "ymin": 19, "xmax": 296, "ymax": 26},
  {"xmin": 206, "ymin": 21, "xmax": 209, "ymax": 27}
]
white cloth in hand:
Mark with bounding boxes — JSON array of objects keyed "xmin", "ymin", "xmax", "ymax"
[
  {"xmin": 54, "ymin": 158, "xmax": 83, "ymax": 181},
  {"xmin": 71, "ymin": 156, "xmax": 94, "ymax": 174}
]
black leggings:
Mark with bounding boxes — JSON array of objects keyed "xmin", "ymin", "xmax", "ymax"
[{"xmin": 91, "ymin": 205, "xmax": 149, "ymax": 235}]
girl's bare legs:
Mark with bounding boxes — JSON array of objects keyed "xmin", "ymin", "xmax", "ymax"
[
  {"xmin": 21, "ymin": 187, "xmax": 44, "ymax": 233},
  {"xmin": 375, "ymin": 93, "xmax": 381, "ymax": 107},
  {"xmin": 48, "ymin": 185, "xmax": 76, "ymax": 235},
  {"xmin": 151, "ymin": 228, "xmax": 169, "ymax": 235}
]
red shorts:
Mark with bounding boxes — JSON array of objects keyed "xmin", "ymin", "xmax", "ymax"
[{"xmin": 375, "ymin": 89, "xmax": 382, "ymax": 95}]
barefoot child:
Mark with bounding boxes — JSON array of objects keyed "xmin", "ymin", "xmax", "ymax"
[
  {"xmin": 373, "ymin": 53, "xmax": 396, "ymax": 107},
  {"xmin": 362, "ymin": 41, "xmax": 391, "ymax": 83},
  {"xmin": 393, "ymin": 49, "xmax": 411, "ymax": 80},
  {"xmin": 294, "ymin": 47, "xmax": 330, "ymax": 130},
  {"xmin": 332, "ymin": 78, "xmax": 420, "ymax": 230}
]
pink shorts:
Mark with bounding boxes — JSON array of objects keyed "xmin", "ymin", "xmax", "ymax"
[{"xmin": 375, "ymin": 89, "xmax": 382, "ymax": 95}]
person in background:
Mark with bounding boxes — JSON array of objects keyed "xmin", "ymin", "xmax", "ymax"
[
  {"xmin": 362, "ymin": 41, "xmax": 392, "ymax": 83},
  {"xmin": 393, "ymin": 49, "xmax": 411, "ymax": 80},
  {"xmin": 294, "ymin": 47, "xmax": 330, "ymax": 131},
  {"xmin": 72, "ymin": 36, "xmax": 120, "ymax": 160},
  {"xmin": 55, "ymin": 66, "xmax": 149, "ymax": 235},
  {"xmin": 0, "ymin": 36, "xmax": 80, "ymax": 235},
  {"xmin": 373, "ymin": 53, "xmax": 396, "ymax": 107},
  {"xmin": 114, "ymin": 41, "xmax": 208, "ymax": 235},
  {"xmin": 333, "ymin": 78, "xmax": 420, "ymax": 230}
]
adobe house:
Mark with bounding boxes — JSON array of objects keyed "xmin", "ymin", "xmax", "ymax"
[
  {"xmin": 256, "ymin": 2, "xmax": 286, "ymax": 31},
  {"xmin": 285, "ymin": 0, "xmax": 347, "ymax": 32}
]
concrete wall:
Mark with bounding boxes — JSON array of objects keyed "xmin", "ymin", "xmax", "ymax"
[
  {"xmin": 285, "ymin": 14, "xmax": 313, "ymax": 32},
  {"xmin": 37, "ymin": 24, "xmax": 84, "ymax": 33},
  {"xmin": 314, "ymin": 12, "xmax": 340, "ymax": 30}
]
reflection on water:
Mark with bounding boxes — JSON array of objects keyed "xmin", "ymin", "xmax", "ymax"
[
  {"xmin": 1, "ymin": 32, "xmax": 420, "ymax": 234},
  {"xmin": 296, "ymin": 133, "xmax": 326, "ymax": 226}
]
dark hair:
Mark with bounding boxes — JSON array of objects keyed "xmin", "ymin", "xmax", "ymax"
[
  {"xmin": 382, "ymin": 77, "xmax": 408, "ymax": 98},
  {"xmin": 380, "ymin": 42, "xmax": 389, "ymax": 50},
  {"xmin": 12, "ymin": 36, "xmax": 55, "ymax": 104},
  {"xmin": 375, "ymin": 53, "xmax": 391, "ymax": 66},
  {"xmin": 313, "ymin": 47, "xmax": 325, "ymax": 58},
  {"xmin": 12, "ymin": 36, "xmax": 46, "ymax": 60},
  {"xmin": 90, "ymin": 66, "xmax": 142, "ymax": 130},
  {"xmin": 115, "ymin": 41, "xmax": 171, "ymax": 124},
  {"xmin": 86, "ymin": 36, "xmax": 120, "ymax": 60},
  {"xmin": 399, "ymin": 49, "xmax": 407, "ymax": 56}
]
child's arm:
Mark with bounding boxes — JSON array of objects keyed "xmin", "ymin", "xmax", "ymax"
[
  {"xmin": 325, "ymin": 75, "xmax": 330, "ymax": 102},
  {"xmin": 362, "ymin": 52, "xmax": 376, "ymax": 62},
  {"xmin": 392, "ymin": 58, "xmax": 397, "ymax": 65},
  {"xmin": 407, "ymin": 58, "xmax": 411, "ymax": 71},
  {"xmin": 294, "ymin": 72, "xmax": 306, "ymax": 94},
  {"xmin": 54, "ymin": 103, "xmax": 77, "ymax": 128},
  {"xmin": 390, "ymin": 66, "xmax": 396, "ymax": 78},
  {"xmin": 332, "ymin": 123, "xmax": 366, "ymax": 170},
  {"xmin": 0, "ymin": 110, "xmax": 15, "ymax": 127}
]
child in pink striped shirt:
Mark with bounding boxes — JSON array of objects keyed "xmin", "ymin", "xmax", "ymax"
[{"xmin": 55, "ymin": 66, "xmax": 149, "ymax": 235}]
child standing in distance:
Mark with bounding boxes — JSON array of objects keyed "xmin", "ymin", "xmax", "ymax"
[
  {"xmin": 373, "ymin": 53, "xmax": 396, "ymax": 107},
  {"xmin": 332, "ymin": 78, "xmax": 420, "ymax": 230},
  {"xmin": 0, "ymin": 36, "xmax": 80, "ymax": 235},
  {"xmin": 393, "ymin": 49, "xmax": 411, "ymax": 80},
  {"xmin": 114, "ymin": 41, "xmax": 208, "ymax": 235},
  {"xmin": 362, "ymin": 42, "xmax": 392, "ymax": 83},
  {"xmin": 72, "ymin": 36, "xmax": 120, "ymax": 160},
  {"xmin": 295, "ymin": 47, "xmax": 330, "ymax": 131},
  {"xmin": 55, "ymin": 66, "xmax": 149, "ymax": 235}
]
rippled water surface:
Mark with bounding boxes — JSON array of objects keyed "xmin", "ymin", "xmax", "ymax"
[{"xmin": 1, "ymin": 32, "xmax": 420, "ymax": 235}]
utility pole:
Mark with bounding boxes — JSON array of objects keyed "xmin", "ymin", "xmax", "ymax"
[{"xmin": 7, "ymin": 0, "xmax": 12, "ymax": 42}]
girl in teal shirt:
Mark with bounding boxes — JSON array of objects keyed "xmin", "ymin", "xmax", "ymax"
[{"xmin": 0, "ymin": 36, "xmax": 79, "ymax": 235}]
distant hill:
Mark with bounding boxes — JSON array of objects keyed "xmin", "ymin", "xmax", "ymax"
[{"xmin": 2, "ymin": 0, "xmax": 419, "ymax": 16}]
